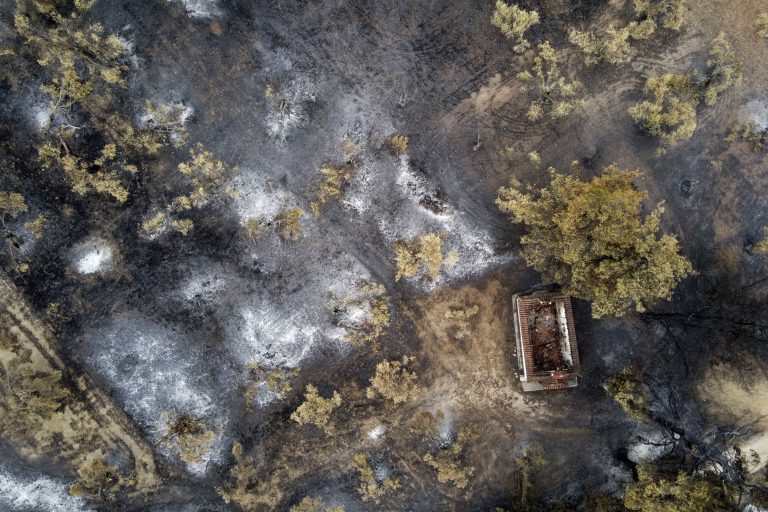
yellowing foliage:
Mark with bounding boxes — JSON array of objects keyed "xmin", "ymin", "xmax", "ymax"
[
  {"xmin": 394, "ymin": 233, "xmax": 452, "ymax": 281},
  {"xmin": 332, "ymin": 282, "xmax": 391, "ymax": 347},
  {"xmin": 624, "ymin": 465, "xmax": 736, "ymax": 512},
  {"xmin": 218, "ymin": 442, "xmax": 260, "ymax": 509},
  {"xmin": 14, "ymin": 0, "xmax": 127, "ymax": 113},
  {"xmin": 290, "ymin": 497, "xmax": 345, "ymax": 512},
  {"xmin": 726, "ymin": 121, "xmax": 768, "ymax": 152},
  {"xmin": 445, "ymin": 304, "xmax": 479, "ymax": 339},
  {"xmin": 140, "ymin": 212, "xmax": 167, "ymax": 239},
  {"xmin": 389, "ymin": 134, "xmax": 409, "ymax": 155},
  {"xmin": 491, "ymin": 1, "xmax": 540, "ymax": 53},
  {"xmin": 759, "ymin": 13, "xmax": 768, "ymax": 38},
  {"xmin": 703, "ymin": 33, "xmax": 744, "ymax": 106},
  {"xmin": 628, "ymin": 72, "xmax": 699, "ymax": 151},
  {"xmin": 629, "ymin": 34, "xmax": 742, "ymax": 152},
  {"xmin": 310, "ymin": 165, "xmax": 356, "ymax": 215},
  {"xmin": 276, "ymin": 208, "xmax": 305, "ymax": 241},
  {"xmin": 366, "ymin": 356, "xmax": 419, "ymax": 403},
  {"xmin": 497, "ymin": 165, "xmax": 693, "ymax": 318},
  {"xmin": 69, "ymin": 456, "xmax": 132, "ymax": 502},
  {"xmin": 0, "ymin": 192, "xmax": 28, "ymax": 218},
  {"xmin": 290, "ymin": 384, "xmax": 341, "ymax": 434},
  {"xmin": 423, "ymin": 424, "xmax": 478, "ymax": 489},
  {"xmin": 244, "ymin": 363, "xmax": 299, "ymax": 408},
  {"xmin": 604, "ymin": 367, "xmax": 648, "ymax": 420},
  {"xmin": 634, "ymin": 0, "xmax": 685, "ymax": 32},
  {"xmin": 351, "ymin": 453, "xmax": 401, "ymax": 504},
  {"xmin": 159, "ymin": 413, "xmax": 215, "ymax": 466},
  {"xmin": 569, "ymin": 25, "xmax": 633, "ymax": 65},
  {"xmin": 24, "ymin": 215, "xmax": 47, "ymax": 239},
  {"xmin": 516, "ymin": 42, "xmax": 583, "ymax": 121},
  {"xmin": 752, "ymin": 227, "xmax": 768, "ymax": 254},
  {"xmin": 38, "ymin": 141, "xmax": 131, "ymax": 202}
]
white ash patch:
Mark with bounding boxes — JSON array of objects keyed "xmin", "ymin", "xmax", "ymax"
[
  {"xmin": 221, "ymin": 249, "xmax": 370, "ymax": 369},
  {"xmin": 178, "ymin": 267, "xmax": 230, "ymax": 303},
  {"xmin": 231, "ymin": 302, "xmax": 320, "ymax": 368},
  {"xmin": 33, "ymin": 107, "xmax": 51, "ymax": 132},
  {"xmin": 231, "ymin": 171, "xmax": 295, "ymax": 223},
  {"xmin": 437, "ymin": 410, "xmax": 455, "ymax": 443},
  {"xmin": 741, "ymin": 99, "xmax": 768, "ymax": 129},
  {"xmin": 394, "ymin": 155, "xmax": 448, "ymax": 216},
  {"xmin": 0, "ymin": 465, "xmax": 92, "ymax": 512},
  {"xmin": 115, "ymin": 31, "xmax": 139, "ymax": 70},
  {"xmin": 264, "ymin": 75, "xmax": 319, "ymax": 142},
  {"xmin": 248, "ymin": 381, "xmax": 282, "ymax": 407},
  {"xmin": 335, "ymin": 299, "xmax": 371, "ymax": 330},
  {"xmin": 373, "ymin": 463, "xmax": 393, "ymax": 481},
  {"xmin": 70, "ymin": 238, "xmax": 115, "ymax": 275},
  {"xmin": 346, "ymin": 152, "xmax": 508, "ymax": 285},
  {"xmin": 627, "ymin": 427, "xmax": 675, "ymax": 464},
  {"xmin": 82, "ymin": 315, "xmax": 234, "ymax": 475},
  {"xmin": 367, "ymin": 424, "xmax": 386, "ymax": 440},
  {"xmin": 169, "ymin": 0, "xmax": 222, "ymax": 19},
  {"xmin": 259, "ymin": 48, "xmax": 322, "ymax": 143}
]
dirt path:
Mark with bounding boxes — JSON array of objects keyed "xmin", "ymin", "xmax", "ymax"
[{"xmin": 0, "ymin": 274, "xmax": 160, "ymax": 489}]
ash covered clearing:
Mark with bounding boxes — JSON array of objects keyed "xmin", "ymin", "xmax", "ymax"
[{"xmin": 1, "ymin": 0, "xmax": 768, "ymax": 510}]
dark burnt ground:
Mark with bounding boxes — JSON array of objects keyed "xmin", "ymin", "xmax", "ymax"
[{"xmin": 1, "ymin": 0, "xmax": 768, "ymax": 510}]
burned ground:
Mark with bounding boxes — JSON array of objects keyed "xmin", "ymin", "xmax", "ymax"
[{"xmin": 1, "ymin": 0, "xmax": 768, "ymax": 510}]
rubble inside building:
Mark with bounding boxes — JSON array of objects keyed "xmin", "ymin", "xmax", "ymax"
[{"xmin": 513, "ymin": 292, "xmax": 581, "ymax": 391}]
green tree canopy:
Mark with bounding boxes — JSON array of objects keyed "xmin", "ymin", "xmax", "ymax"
[{"xmin": 497, "ymin": 165, "xmax": 693, "ymax": 318}]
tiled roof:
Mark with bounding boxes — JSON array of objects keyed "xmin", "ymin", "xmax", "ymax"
[{"xmin": 515, "ymin": 292, "xmax": 580, "ymax": 387}]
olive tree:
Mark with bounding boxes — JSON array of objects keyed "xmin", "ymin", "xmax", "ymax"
[
  {"xmin": 491, "ymin": 1, "xmax": 539, "ymax": 53},
  {"xmin": 497, "ymin": 165, "xmax": 693, "ymax": 318}
]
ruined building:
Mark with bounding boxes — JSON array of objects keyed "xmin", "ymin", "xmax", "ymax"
[{"xmin": 513, "ymin": 291, "xmax": 581, "ymax": 391}]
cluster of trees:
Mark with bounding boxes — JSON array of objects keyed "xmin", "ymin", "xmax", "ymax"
[
  {"xmin": 0, "ymin": 191, "xmax": 45, "ymax": 272},
  {"xmin": 351, "ymin": 452, "xmax": 401, "ymax": 503},
  {"xmin": 331, "ymin": 282, "xmax": 391, "ymax": 348},
  {"xmin": 69, "ymin": 456, "xmax": 133, "ymax": 503},
  {"xmin": 393, "ymin": 232, "xmax": 458, "ymax": 282},
  {"xmin": 497, "ymin": 164, "xmax": 693, "ymax": 318},
  {"xmin": 423, "ymin": 423, "xmax": 479, "ymax": 489},
  {"xmin": 567, "ymin": 0, "xmax": 687, "ymax": 68},
  {"xmin": 6, "ymin": 0, "xmax": 187, "ymax": 205},
  {"xmin": 158, "ymin": 412, "xmax": 215, "ymax": 467},
  {"xmin": 599, "ymin": 366, "xmax": 768, "ymax": 512},
  {"xmin": 290, "ymin": 384, "xmax": 342, "ymax": 435},
  {"xmin": 365, "ymin": 356, "xmax": 420, "ymax": 403},
  {"xmin": 492, "ymin": 2, "xmax": 745, "ymax": 157},
  {"xmin": 629, "ymin": 34, "xmax": 743, "ymax": 152},
  {"xmin": 726, "ymin": 121, "xmax": 768, "ymax": 152},
  {"xmin": 140, "ymin": 144, "xmax": 237, "ymax": 239}
]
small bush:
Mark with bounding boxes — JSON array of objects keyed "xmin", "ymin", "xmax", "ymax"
[{"xmin": 291, "ymin": 384, "xmax": 342, "ymax": 434}]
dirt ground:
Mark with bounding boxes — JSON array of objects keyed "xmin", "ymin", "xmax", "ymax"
[{"xmin": 1, "ymin": 0, "xmax": 768, "ymax": 510}]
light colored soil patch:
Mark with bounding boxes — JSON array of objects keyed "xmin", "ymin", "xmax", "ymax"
[
  {"xmin": 406, "ymin": 278, "xmax": 543, "ymax": 421},
  {"xmin": 697, "ymin": 361, "xmax": 768, "ymax": 471},
  {"xmin": 0, "ymin": 275, "xmax": 160, "ymax": 489}
]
